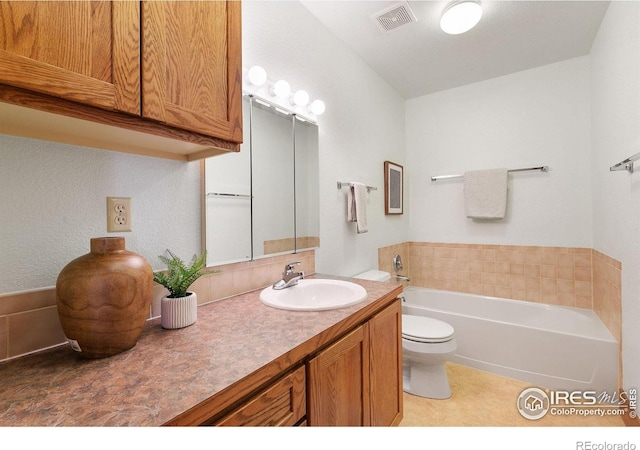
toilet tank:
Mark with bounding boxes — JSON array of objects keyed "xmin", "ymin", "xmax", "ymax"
[{"xmin": 353, "ymin": 270, "xmax": 391, "ymax": 282}]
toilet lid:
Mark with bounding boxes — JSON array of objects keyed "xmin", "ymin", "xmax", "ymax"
[{"xmin": 402, "ymin": 314, "xmax": 454, "ymax": 343}]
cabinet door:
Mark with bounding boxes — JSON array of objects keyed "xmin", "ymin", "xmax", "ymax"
[
  {"xmin": 369, "ymin": 300, "xmax": 403, "ymax": 426},
  {"xmin": 307, "ymin": 325, "xmax": 371, "ymax": 426},
  {"xmin": 0, "ymin": 1, "xmax": 140, "ymax": 114},
  {"xmin": 214, "ymin": 365, "xmax": 306, "ymax": 426},
  {"xmin": 141, "ymin": 1, "xmax": 243, "ymax": 143}
]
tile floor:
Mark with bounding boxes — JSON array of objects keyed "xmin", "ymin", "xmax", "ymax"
[{"xmin": 399, "ymin": 363, "xmax": 625, "ymax": 427}]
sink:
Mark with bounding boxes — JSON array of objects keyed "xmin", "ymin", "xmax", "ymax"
[{"xmin": 259, "ymin": 279, "xmax": 368, "ymax": 311}]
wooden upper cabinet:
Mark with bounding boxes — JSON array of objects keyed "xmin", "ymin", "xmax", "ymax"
[
  {"xmin": 0, "ymin": 1, "xmax": 140, "ymax": 115},
  {"xmin": 0, "ymin": 1, "xmax": 242, "ymax": 160},
  {"xmin": 141, "ymin": 1, "xmax": 243, "ymax": 143}
]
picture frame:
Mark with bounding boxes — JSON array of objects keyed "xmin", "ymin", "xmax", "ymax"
[{"xmin": 384, "ymin": 161, "xmax": 403, "ymax": 215}]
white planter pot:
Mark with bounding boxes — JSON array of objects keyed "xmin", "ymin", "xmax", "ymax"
[{"xmin": 161, "ymin": 292, "xmax": 197, "ymax": 329}]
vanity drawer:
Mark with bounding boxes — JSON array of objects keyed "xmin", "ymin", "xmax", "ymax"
[{"xmin": 214, "ymin": 365, "xmax": 306, "ymax": 426}]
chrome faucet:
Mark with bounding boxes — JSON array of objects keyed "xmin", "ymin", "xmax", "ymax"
[{"xmin": 273, "ymin": 262, "xmax": 305, "ymax": 290}]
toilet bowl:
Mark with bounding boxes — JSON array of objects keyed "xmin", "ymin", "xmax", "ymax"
[
  {"xmin": 353, "ymin": 269, "xmax": 457, "ymax": 400},
  {"xmin": 402, "ymin": 314, "xmax": 457, "ymax": 399}
]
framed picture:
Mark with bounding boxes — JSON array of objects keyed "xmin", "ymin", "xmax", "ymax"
[{"xmin": 384, "ymin": 161, "xmax": 403, "ymax": 215}]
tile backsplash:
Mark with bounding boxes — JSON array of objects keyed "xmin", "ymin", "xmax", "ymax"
[{"xmin": 0, "ymin": 250, "xmax": 315, "ymax": 362}]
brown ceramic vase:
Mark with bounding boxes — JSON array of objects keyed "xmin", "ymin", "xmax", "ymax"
[{"xmin": 56, "ymin": 237, "xmax": 153, "ymax": 358}]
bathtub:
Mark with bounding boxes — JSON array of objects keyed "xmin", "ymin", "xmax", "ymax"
[{"xmin": 402, "ymin": 287, "xmax": 618, "ymax": 393}]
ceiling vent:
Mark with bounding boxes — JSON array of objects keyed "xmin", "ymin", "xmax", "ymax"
[{"xmin": 372, "ymin": 1, "xmax": 418, "ymax": 33}]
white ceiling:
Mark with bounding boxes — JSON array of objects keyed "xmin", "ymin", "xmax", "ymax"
[{"xmin": 301, "ymin": 0, "xmax": 610, "ymax": 99}]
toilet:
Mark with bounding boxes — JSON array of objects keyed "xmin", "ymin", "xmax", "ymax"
[{"xmin": 353, "ymin": 269, "xmax": 457, "ymax": 399}]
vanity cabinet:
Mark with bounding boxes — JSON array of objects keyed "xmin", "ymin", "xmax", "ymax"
[
  {"xmin": 307, "ymin": 300, "xmax": 403, "ymax": 426},
  {"xmin": 0, "ymin": 277, "xmax": 403, "ymax": 426},
  {"xmin": 0, "ymin": 0, "xmax": 242, "ymax": 160},
  {"xmin": 186, "ymin": 298, "xmax": 402, "ymax": 427}
]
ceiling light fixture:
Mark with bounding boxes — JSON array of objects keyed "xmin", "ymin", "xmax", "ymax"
[{"xmin": 440, "ymin": 0, "xmax": 483, "ymax": 35}]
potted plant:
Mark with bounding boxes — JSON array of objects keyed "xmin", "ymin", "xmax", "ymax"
[{"xmin": 153, "ymin": 249, "xmax": 216, "ymax": 329}]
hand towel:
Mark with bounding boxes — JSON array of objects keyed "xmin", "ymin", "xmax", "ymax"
[
  {"xmin": 463, "ymin": 168, "xmax": 508, "ymax": 219},
  {"xmin": 347, "ymin": 182, "xmax": 368, "ymax": 233}
]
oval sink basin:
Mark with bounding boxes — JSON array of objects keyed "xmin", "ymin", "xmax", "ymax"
[{"xmin": 259, "ymin": 279, "xmax": 368, "ymax": 311}]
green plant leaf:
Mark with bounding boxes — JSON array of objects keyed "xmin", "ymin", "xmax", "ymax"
[{"xmin": 153, "ymin": 249, "xmax": 218, "ymax": 298}]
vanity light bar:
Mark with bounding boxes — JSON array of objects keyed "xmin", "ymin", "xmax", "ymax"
[
  {"xmin": 242, "ymin": 65, "xmax": 325, "ymax": 123},
  {"xmin": 253, "ymin": 98, "xmax": 271, "ymax": 108},
  {"xmin": 274, "ymin": 107, "xmax": 291, "ymax": 116}
]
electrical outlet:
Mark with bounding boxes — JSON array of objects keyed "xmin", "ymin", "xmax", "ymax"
[{"xmin": 107, "ymin": 197, "xmax": 132, "ymax": 232}]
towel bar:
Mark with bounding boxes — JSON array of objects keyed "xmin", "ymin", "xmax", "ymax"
[
  {"xmin": 431, "ymin": 166, "xmax": 549, "ymax": 181},
  {"xmin": 610, "ymin": 152, "xmax": 640, "ymax": 174},
  {"xmin": 337, "ymin": 182, "xmax": 377, "ymax": 192},
  {"xmin": 207, "ymin": 192, "xmax": 252, "ymax": 198}
]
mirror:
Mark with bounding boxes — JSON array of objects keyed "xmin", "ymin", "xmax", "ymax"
[
  {"xmin": 293, "ymin": 117, "xmax": 320, "ymax": 252},
  {"xmin": 204, "ymin": 96, "xmax": 319, "ymax": 266}
]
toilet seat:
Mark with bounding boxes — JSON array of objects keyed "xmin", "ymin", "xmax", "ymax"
[{"xmin": 402, "ymin": 314, "xmax": 454, "ymax": 343}]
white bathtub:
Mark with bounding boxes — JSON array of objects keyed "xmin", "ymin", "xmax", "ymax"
[{"xmin": 402, "ymin": 287, "xmax": 618, "ymax": 393}]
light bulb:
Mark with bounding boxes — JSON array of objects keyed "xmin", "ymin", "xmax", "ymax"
[
  {"xmin": 292, "ymin": 90, "xmax": 309, "ymax": 106},
  {"xmin": 440, "ymin": 1, "xmax": 482, "ymax": 35},
  {"xmin": 270, "ymin": 79, "xmax": 291, "ymax": 98},
  {"xmin": 247, "ymin": 66, "xmax": 267, "ymax": 86},
  {"xmin": 309, "ymin": 99, "xmax": 326, "ymax": 115}
]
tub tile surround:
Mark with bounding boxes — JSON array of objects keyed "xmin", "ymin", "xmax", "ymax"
[
  {"xmin": 378, "ymin": 242, "xmax": 622, "ymax": 312},
  {"xmin": 379, "ymin": 242, "xmax": 623, "ymax": 389},
  {"xmin": 0, "ymin": 250, "xmax": 315, "ymax": 362},
  {"xmin": 378, "ymin": 242, "xmax": 412, "ymax": 287},
  {"xmin": 406, "ymin": 243, "xmax": 595, "ymax": 309},
  {"xmin": 592, "ymin": 250, "xmax": 623, "ymax": 390}
]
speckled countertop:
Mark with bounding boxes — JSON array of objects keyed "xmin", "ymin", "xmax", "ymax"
[{"xmin": 0, "ymin": 275, "xmax": 401, "ymax": 426}]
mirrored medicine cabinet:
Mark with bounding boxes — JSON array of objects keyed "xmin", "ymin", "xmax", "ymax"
[{"xmin": 203, "ymin": 96, "xmax": 320, "ymax": 266}]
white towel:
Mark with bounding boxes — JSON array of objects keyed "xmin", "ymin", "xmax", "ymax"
[
  {"xmin": 463, "ymin": 168, "xmax": 508, "ymax": 219},
  {"xmin": 347, "ymin": 182, "xmax": 368, "ymax": 233}
]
